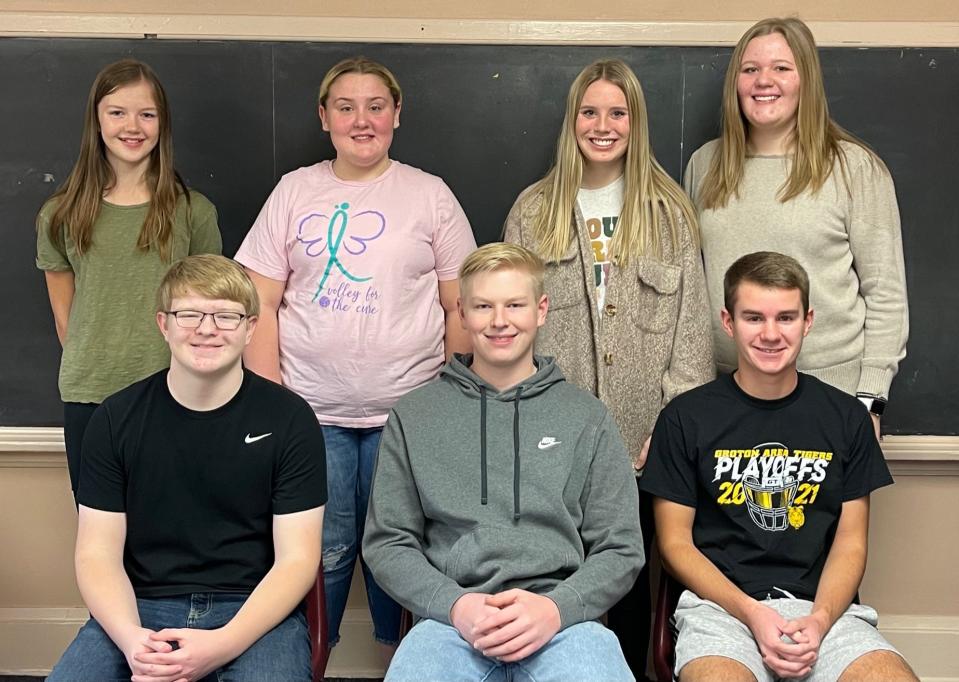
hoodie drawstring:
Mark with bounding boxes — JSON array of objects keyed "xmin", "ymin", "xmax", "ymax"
[
  {"xmin": 479, "ymin": 384, "xmax": 523, "ymax": 520},
  {"xmin": 480, "ymin": 386, "xmax": 488, "ymax": 505},
  {"xmin": 513, "ymin": 387, "xmax": 523, "ymax": 520}
]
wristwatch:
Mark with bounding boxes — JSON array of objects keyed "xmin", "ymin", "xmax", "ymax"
[{"xmin": 857, "ymin": 394, "xmax": 887, "ymax": 417}]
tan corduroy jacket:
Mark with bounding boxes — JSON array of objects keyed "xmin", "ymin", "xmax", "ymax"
[{"xmin": 504, "ymin": 186, "xmax": 715, "ymax": 470}]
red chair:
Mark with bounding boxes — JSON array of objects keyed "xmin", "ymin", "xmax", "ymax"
[
  {"xmin": 398, "ymin": 607, "xmax": 414, "ymax": 639},
  {"xmin": 306, "ymin": 563, "xmax": 329, "ymax": 682},
  {"xmin": 652, "ymin": 569, "xmax": 686, "ymax": 682}
]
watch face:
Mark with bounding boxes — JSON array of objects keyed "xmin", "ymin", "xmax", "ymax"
[{"xmin": 858, "ymin": 395, "xmax": 887, "ymax": 416}]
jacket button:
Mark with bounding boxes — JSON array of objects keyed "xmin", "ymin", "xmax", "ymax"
[
  {"xmin": 604, "ymin": 352, "xmax": 614, "ymax": 365},
  {"xmin": 605, "ymin": 303, "xmax": 617, "ymax": 317}
]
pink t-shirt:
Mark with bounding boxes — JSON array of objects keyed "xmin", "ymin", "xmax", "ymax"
[{"xmin": 236, "ymin": 160, "xmax": 475, "ymax": 427}]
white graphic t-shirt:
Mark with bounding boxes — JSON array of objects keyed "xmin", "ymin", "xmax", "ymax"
[{"xmin": 576, "ymin": 176, "xmax": 624, "ymax": 313}]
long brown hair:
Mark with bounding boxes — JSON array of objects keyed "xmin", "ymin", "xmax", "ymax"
[
  {"xmin": 42, "ymin": 59, "xmax": 188, "ymax": 261},
  {"xmin": 698, "ymin": 17, "xmax": 881, "ymax": 210},
  {"xmin": 531, "ymin": 59, "xmax": 697, "ymax": 265}
]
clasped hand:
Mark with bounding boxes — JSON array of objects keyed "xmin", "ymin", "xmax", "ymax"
[
  {"xmin": 745, "ymin": 602, "xmax": 827, "ymax": 679},
  {"xmin": 450, "ymin": 589, "xmax": 561, "ymax": 663},
  {"xmin": 126, "ymin": 626, "xmax": 235, "ymax": 682}
]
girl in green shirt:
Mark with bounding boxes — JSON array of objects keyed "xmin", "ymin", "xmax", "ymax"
[{"xmin": 36, "ymin": 59, "xmax": 221, "ymax": 498}]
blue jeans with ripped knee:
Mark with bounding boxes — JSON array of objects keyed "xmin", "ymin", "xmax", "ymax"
[{"xmin": 321, "ymin": 424, "xmax": 402, "ymax": 647}]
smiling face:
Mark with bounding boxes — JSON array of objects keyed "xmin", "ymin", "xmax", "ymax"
[
  {"xmin": 737, "ymin": 32, "xmax": 801, "ymax": 145},
  {"xmin": 97, "ymin": 79, "xmax": 160, "ymax": 175},
  {"xmin": 458, "ymin": 268, "xmax": 548, "ymax": 390},
  {"xmin": 722, "ymin": 281, "xmax": 813, "ymax": 396},
  {"xmin": 319, "ymin": 72, "xmax": 400, "ymax": 181},
  {"xmin": 157, "ymin": 294, "xmax": 257, "ymax": 378},
  {"xmin": 575, "ymin": 79, "xmax": 630, "ymax": 185}
]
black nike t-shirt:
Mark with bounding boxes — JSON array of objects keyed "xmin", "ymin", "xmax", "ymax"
[
  {"xmin": 640, "ymin": 372, "xmax": 892, "ymax": 601},
  {"xmin": 77, "ymin": 369, "xmax": 327, "ymax": 597}
]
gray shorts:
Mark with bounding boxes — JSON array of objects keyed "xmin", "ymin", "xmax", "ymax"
[{"xmin": 673, "ymin": 590, "xmax": 900, "ymax": 682}]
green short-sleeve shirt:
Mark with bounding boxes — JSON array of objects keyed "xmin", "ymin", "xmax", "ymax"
[{"xmin": 36, "ymin": 191, "xmax": 221, "ymax": 403}]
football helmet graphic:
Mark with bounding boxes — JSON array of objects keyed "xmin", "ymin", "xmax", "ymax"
[{"xmin": 742, "ymin": 474, "xmax": 798, "ymax": 531}]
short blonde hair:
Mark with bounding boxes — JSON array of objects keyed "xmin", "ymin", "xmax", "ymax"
[
  {"xmin": 459, "ymin": 243, "xmax": 545, "ymax": 299},
  {"xmin": 156, "ymin": 254, "xmax": 259, "ymax": 316},
  {"xmin": 318, "ymin": 57, "xmax": 402, "ymax": 108}
]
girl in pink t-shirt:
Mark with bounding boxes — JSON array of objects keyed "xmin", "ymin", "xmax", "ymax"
[{"xmin": 235, "ymin": 57, "xmax": 475, "ymax": 662}]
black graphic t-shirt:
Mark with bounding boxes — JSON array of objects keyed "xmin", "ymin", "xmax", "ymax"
[{"xmin": 640, "ymin": 372, "xmax": 892, "ymax": 601}]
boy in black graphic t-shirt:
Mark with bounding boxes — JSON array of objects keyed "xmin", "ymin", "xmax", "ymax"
[
  {"xmin": 49, "ymin": 255, "xmax": 326, "ymax": 682},
  {"xmin": 641, "ymin": 252, "xmax": 916, "ymax": 682}
]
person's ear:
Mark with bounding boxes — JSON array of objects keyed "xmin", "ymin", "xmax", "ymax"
[
  {"xmin": 536, "ymin": 294, "xmax": 549, "ymax": 327},
  {"xmin": 156, "ymin": 311, "xmax": 170, "ymax": 341},
  {"xmin": 244, "ymin": 315, "xmax": 258, "ymax": 345},
  {"xmin": 457, "ymin": 296, "xmax": 467, "ymax": 329},
  {"xmin": 720, "ymin": 308, "xmax": 735, "ymax": 339}
]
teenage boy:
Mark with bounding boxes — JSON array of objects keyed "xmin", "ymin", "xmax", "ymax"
[
  {"xmin": 641, "ymin": 251, "xmax": 916, "ymax": 682},
  {"xmin": 361, "ymin": 242, "xmax": 643, "ymax": 682},
  {"xmin": 48, "ymin": 255, "xmax": 327, "ymax": 682}
]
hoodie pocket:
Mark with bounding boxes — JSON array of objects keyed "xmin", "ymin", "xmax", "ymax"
[
  {"xmin": 633, "ymin": 258, "xmax": 681, "ymax": 333},
  {"xmin": 445, "ymin": 525, "xmax": 576, "ymax": 587}
]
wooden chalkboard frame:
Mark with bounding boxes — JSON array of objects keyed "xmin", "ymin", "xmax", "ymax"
[{"xmin": 2, "ymin": 38, "xmax": 956, "ymax": 433}]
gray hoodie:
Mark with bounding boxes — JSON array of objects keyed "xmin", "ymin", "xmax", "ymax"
[{"xmin": 362, "ymin": 354, "xmax": 644, "ymax": 629}]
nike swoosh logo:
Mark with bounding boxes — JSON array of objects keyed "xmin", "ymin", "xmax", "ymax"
[
  {"xmin": 245, "ymin": 433, "xmax": 272, "ymax": 444},
  {"xmin": 538, "ymin": 438, "xmax": 562, "ymax": 450}
]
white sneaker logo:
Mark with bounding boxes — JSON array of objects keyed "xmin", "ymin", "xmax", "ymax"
[
  {"xmin": 538, "ymin": 437, "xmax": 562, "ymax": 450},
  {"xmin": 245, "ymin": 432, "xmax": 272, "ymax": 444}
]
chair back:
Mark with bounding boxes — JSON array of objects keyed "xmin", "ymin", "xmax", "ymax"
[
  {"xmin": 652, "ymin": 570, "xmax": 685, "ymax": 682},
  {"xmin": 306, "ymin": 561, "xmax": 329, "ymax": 682}
]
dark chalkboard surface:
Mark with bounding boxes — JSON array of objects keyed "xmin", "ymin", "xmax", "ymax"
[{"xmin": 2, "ymin": 38, "xmax": 956, "ymax": 434}]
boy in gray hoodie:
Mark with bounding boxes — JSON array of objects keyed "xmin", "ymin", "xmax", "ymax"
[{"xmin": 363, "ymin": 242, "xmax": 643, "ymax": 682}]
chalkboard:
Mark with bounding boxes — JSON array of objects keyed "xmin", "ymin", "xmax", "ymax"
[{"xmin": 2, "ymin": 38, "xmax": 956, "ymax": 434}]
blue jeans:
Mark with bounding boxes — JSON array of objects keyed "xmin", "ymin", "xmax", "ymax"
[
  {"xmin": 386, "ymin": 619, "xmax": 635, "ymax": 682},
  {"xmin": 47, "ymin": 593, "xmax": 311, "ymax": 681},
  {"xmin": 321, "ymin": 424, "xmax": 401, "ymax": 647}
]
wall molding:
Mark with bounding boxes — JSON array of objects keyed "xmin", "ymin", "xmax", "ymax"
[
  {"xmin": 880, "ymin": 615, "xmax": 959, "ymax": 681},
  {"xmin": 0, "ymin": 607, "xmax": 955, "ymax": 678},
  {"xmin": 882, "ymin": 436, "xmax": 959, "ymax": 476},
  {"xmin": 1, "ymin": 13, "xmax": 958, "ymax": 47},
  {"xmin": 1, "ymin": 427, "xmax": 957, "ymax": 473},
  {"xmin": 0, "ymin": 607, "xmax": 87, "ymax": 677}
]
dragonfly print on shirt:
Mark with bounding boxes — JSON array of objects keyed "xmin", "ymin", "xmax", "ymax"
[{"xmin": 296, "ymin": 202, "xmax": 387, "ymax": 302}]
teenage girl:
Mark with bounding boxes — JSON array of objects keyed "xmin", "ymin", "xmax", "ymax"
[
  {"xmin": 504, "ymin": 58, "xmax": 714, "ymax": 679},
  {"xmin": 685, "ymin": 17, "xmax": 908, "ymax": 435},
  {"xmin": 235, "ymin": 57, "xmax": 476, "ymax": 661},
  {"xmin": 37, "ymin": 59, "xmax": 222, "ymax": 497}
]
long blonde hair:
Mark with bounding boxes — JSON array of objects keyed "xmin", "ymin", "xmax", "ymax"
[
  {"xmin": 42, "ymin": 59, "xmax": 188, "ymax": 261},
  {"xmin": 531, "ymin": 59, "xmax": 697, "ymax": 265},
  {"xmin": 699, "ymin": 17, "xmax": 880, "ymax": 209}
]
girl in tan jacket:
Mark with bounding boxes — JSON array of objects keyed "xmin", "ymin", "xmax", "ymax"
[{"xmin": 504, "ymin": 58, "xmax": 713, "ymax": 679}]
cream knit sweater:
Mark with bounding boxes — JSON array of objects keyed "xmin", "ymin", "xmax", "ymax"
[{"xmin": 684, "ymin": 139, "xmax": 908, "ymax": 398}]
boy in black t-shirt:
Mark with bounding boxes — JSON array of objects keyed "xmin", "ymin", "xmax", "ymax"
[
  {"xmin": 48, "ymin": 255, "xmax": 327, "ymax": 682},
  {"xmin": 641, "ymin": 252, "xmax": 916, "ymax": 682}
]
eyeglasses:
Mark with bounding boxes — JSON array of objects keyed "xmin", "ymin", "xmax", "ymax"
[{"xmin": 165, "ymin": 310, "xmax": 248, "ymax": 330}]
